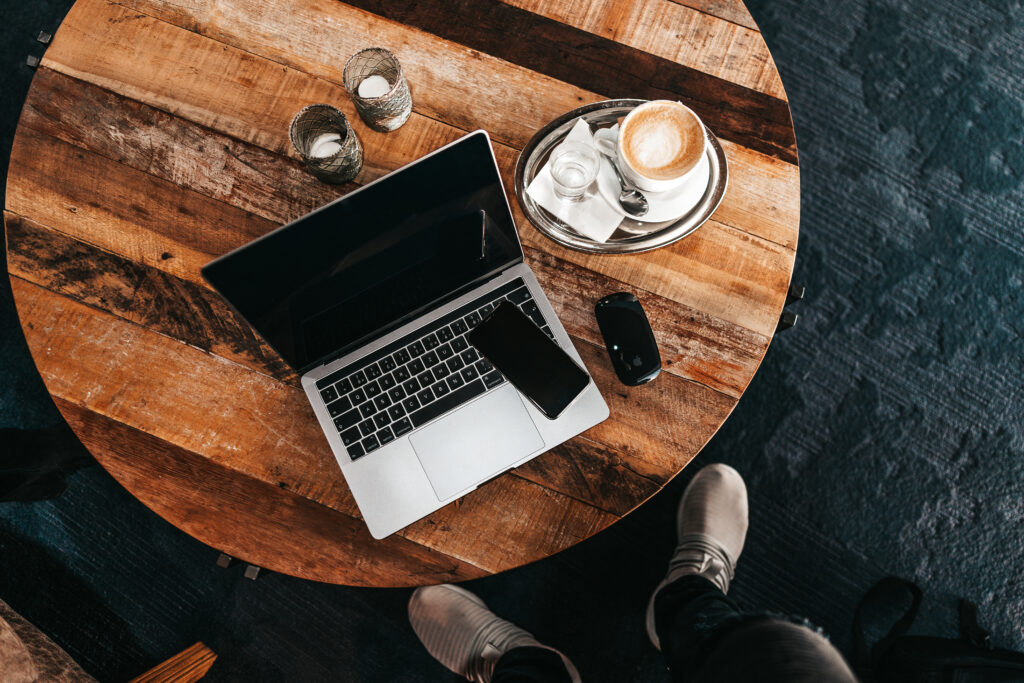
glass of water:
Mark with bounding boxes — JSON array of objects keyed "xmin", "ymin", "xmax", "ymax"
[{"xmin": 550, "ymin": 141, "xmax": 598, "ymax": 201}]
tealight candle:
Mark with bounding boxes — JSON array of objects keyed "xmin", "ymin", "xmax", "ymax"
[
  {"xmin": 309, "ymin": 132, "xmax": 343, "ymax": 158},
  {"xmin": 289, "ymin": 104, "xmax": 363, "ymax": 184},
  {"xmin": 344, "ymin": 48, "xmax": 413, "ymax": 132},
  {"xmin": 357, "ymin": 74, "xmax": 391, "ymax": 98}
]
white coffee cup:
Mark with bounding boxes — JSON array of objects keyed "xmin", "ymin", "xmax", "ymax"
[{"xmin": 596, "ymin": 100, "xmax": 708, "ymax": 193}]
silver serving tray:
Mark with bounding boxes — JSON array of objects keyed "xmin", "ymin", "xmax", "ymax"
[{"xmin": 514, "ymin": 99, "xmax": 728, "ymax": 254}]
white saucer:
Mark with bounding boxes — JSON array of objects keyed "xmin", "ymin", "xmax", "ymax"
[{"xmin": 596, "ymin": 153, "xmax": 711, "ymax": 224}]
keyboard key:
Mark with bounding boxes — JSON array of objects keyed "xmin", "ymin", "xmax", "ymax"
[
  {"xmin": 374, "ymin": 412, "xmax": 391, "ymax": 429},
  {"xmin": 320, "ymin": 386, "xmax": 339, "ymax": 404},
  {"xmin": 447, "ymin": 373, "xmax": 464, "ymax": 390},
  {"xmin": 417, "ymin": 388, "xmax": 435, "ymax": 405},
  {"xmin": 350, "ymin": 388, "xmax": 367, "ymax": 405},
  {"xmin": 359, "ymin": 419, "xmax": 376, "ymax": 437},
  {"xmin": 378, "ymin": 426, "xmax": 395, "ymax": 445},
  {"xmin": 360, "ymin": 401, "xmax": 377, "ymax": 419},
  {"xmin": 394, "ymin": 367, "xmax": 410, "ymax": 383},
  {"xmin": 388, "ymin": 386, "xmax": 405, "ymax": 402},
  {"xmin": 451, "ymin": 336, "xmax": 468, "ymax": 353},
  {"xmin": 408, "ymin": 358, "xmax": 425, "ymax": 375},
  {"xmin": 362, "ymin": 434, "xmax": 380, "ymax": 453},
  {"xmin": 403, "ymin": 378, "xmax": 420, "ymax": 394},
  {"xmin": 347, "ymin": 441, "xmax": 365, "ymax": 459},
  {"xmin": 380, "ymin": 374, "xmax": 396, "ymax": 390},
  {"xmin": 432, "ymin": 381, "xmax": 451, "ymax": 398},
  {"xmin": 521, "ymin": 300, "xmax": 545, "ymax": 326},
  {"xmin": 541, "ymin": 325, "xmax": 555, "ymax": 339},
  {"xmin": 388, "ymin": 404, "xmax": 405, "ymax": 420},
  {"xmin": 433, "ymin": 364, "xmax": 450, "ymax": 379},
  {"xmin": 476, "ymin": 358, "xmax": 494, "ymax": 374},
  {"xmin": 340, "ymin": 426, "xmax": 361, "ymax": 446},
  {"xmin": 447, "ymin": 355, "xmax": 464, "ymax": 372},
  {"xmin": 333, "ymin": 408, "xmax": 360, "ymax": 431},
  {"xmin": 365, "ymin": 381, "xmax": 381, "ymax": 399},
  {"xmin": 375, "ymin": 394, "xmax": 392, "ymax": 411},
  {"xmin": 417, "ymin": 370, "xmax": 434, "ymax": 387},
  {"xmin": 423, "ymin": 351, "xmax": 439, "ymax": 367},
  {"xmin": 465, "ymin": 311, "xmax": 482, "ymax": 328},
  {"xmin": 402, "ymin": 395, "xmax": 421, "ymax": 412},
  {"xmin": 365, "ymin": 363, "xmax": 382, "ymax": 379},
  {"xmin": 392, "ymin": 418, "xmax": 413, "ymax": 437},
  {"xmin": 461, "ymin": 347, "xmax": 479, "ymax": 364},
  {"xmin": 461, "ymin": 365, "xmax": 479, "ymax": 382},
  {"xmin": 408, "ymin": 341, "xmax": 425, "ymax": 357},
  {"xmin": 337, "ymin": 378, "xmax": 353, "ymax": 395},
  {"xmin": 409, "ymin": 378, "xmax": 487, "ymax": 428},
  {"xmin": 451, "ymin": 319, "xmax": 468, "ymax": 335},
  {"xmin": 422, "ymin": 333, "xmax": 439, "ymax": 350},
  {"xmin": 326, "ymin": 396, "xmax": 351, "ymax": 418},
  {"xmin": 436, "ymin": 326, "xmax": 454, "ymax": 342},
  {"xmin": 508, "ymin": 286, "xmax": 531, "ymax": 304},
  {"xmin": 483, "ymin": 370, "xmax": 505, "ymax": 389},
  {"xmin": 380, "ymin": 357, "xmax": 396, "ymax": 373},
  {"xmin": 350, "ymin": 370, "xmax": 367, "ymax": 387},
  {"xmin": 437, "ymin": 344, "xmax": 453, "ymax": 360},
  {"xmin": 393, "ymin": 348, "xmax": 411, "ymax": 365},
  {"xmin": 479, "ymin": 303, "xmax": 495, "ymax": 317}
]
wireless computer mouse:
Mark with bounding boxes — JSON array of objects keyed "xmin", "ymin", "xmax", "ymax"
[{"xmin": 594, "ymin": 292, "xmax": 661, "ymax": 386}]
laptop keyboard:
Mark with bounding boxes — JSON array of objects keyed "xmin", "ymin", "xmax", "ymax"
[{"xmin": 314, "ymin": 278, "xmax": 553, "ymax": 460}]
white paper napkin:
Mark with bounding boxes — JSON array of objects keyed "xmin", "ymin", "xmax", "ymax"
[{"xmin": 525, "ymin": 119, "xmax": 623, "ymax": 243}]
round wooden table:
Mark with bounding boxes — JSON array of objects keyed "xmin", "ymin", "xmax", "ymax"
[{"xmin": 5, "ymin": 0, "xmax": 798, "ymax": 586}]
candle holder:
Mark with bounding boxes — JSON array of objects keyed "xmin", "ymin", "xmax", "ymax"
[
  {"xmin": 343, "ymin": 48, "xmax": 413, "ymax": 132},
  {"xmin": 288, "ymin": 104, "xmax": 363, "ymax": 184}
]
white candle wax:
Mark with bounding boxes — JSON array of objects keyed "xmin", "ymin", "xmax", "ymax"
[
  {"xmin": 357, "ymin": 74, "xmax": 391, "ymax": 98},
  {"xmin": 310, "ymin": 132, "xmax": 343, "ymax": 158}
]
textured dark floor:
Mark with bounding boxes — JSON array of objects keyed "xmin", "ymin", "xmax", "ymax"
[{"xmin": 2, "ymin": 0, "xmax": 1023, "ymax": 680}]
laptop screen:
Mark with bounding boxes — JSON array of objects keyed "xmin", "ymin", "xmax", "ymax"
[{"xmin": 202, "ymin": 131, "xmax": 523, "ymax": 373}]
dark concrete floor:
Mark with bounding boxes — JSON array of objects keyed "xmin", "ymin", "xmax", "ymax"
[{"xmin": 1, "ymin": 0, "xmax": 1022, "ymax": 680}]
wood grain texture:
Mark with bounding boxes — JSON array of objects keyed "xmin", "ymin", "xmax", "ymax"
[
  {"xmin": 16, "ymin": 62, "xmax": 798, "ymax": 320},
  {"xmin": 116, "ymin": 0, "xmax": 794, "ymax": 162},
  {"xmin": 10, "ymin": 85, "xmax": 793, "ymax": 341},
  {"xmin": 57, "ymin": 398, "xmax": 487, "ymax": 586},
  {"xmin": 5, "ymin": 0, "xmax": 799, "ymax": 585},
  {"xmin": 129, "ymin": 642, "xmax": 217, "ymax": 683},
  {"xmin": 669, "ymin": 0, "xmax": 758, "ymax": 30},
  {"xmin": 6, "ymin": 223, "xmax": 736, "ymax": 507},
  {"xmin": 500, "ymin": 0, "xmax": 784, "ymax": 99},
  {"xmin": 326, "ymin": 0, "xmax": 796, "ymax": 163}
]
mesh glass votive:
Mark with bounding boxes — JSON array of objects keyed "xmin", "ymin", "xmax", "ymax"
[
  {"xmin": 343, "ymin": 48, "xmax": 413, "ymax": 133},
  {"xmin": 289, "ymin": 104, "xmax": 363, "ymax": 184}
]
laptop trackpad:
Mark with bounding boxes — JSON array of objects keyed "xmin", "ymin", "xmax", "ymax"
[{"xmin": 410, "ymin": 385, "xmax": 544, "ymax": 501}]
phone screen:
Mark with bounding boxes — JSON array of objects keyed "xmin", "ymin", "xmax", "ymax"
[{"xmin": 468, "ymin": 301, "xmax": 590, "ymax": 419}]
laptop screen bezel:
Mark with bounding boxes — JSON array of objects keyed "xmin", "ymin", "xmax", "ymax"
[{"xmin": 201, "ymin": 130, "xmax": 525, "ymax": 375}]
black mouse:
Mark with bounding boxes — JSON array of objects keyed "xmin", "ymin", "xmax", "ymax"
[{"xmin": 594, "ymin": 292, "xmax": 661, "ymax": 386}]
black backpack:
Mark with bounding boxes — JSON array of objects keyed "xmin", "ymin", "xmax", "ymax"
[{"xmin": 853, "ymin": 577, "xmax": 1024, "ymax": 682}]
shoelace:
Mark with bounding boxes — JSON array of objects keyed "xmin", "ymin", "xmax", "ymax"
[{"xmin": 667, "ymin": 533, "xmax": 736, "ymax": 593}]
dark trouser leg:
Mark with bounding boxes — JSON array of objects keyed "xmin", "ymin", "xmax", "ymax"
[
  {"xmin": 491, "ymin": 646, "xmax": 573, "ymax": 683},
  {"xmin": 655, "ymin": 575, "xmax": 857, "ymax": 683}
]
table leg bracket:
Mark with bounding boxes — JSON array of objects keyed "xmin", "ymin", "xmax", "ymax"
[
  {"xmin": 777, "ymin": 283, "xmax": 805, "ymax": 332},
  {"xmin": 216, "ymin": 553, "xmax": 265, "ymax": 580}
]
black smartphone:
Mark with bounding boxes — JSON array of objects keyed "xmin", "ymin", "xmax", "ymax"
[{"xmin": 468, "ymin": 301, "xmax": 590, "ymax": 420}]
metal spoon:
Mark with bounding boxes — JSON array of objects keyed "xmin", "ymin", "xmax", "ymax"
[{"xmin": 596, "ymin": 147, "xmax": 649, "ymax": 217}]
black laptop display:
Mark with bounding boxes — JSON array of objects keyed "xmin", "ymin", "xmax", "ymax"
[{"xmin": 202, "ymin": 132, "xmax": 522, "ymax": 374}]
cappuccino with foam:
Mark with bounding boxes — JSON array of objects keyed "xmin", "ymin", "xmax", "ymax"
[{"xmin": 618, "ymin": 101, "xmax": 706, "ymax": 192}]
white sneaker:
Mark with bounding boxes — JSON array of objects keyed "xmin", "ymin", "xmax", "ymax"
[
  {"xmin": 645, "ymin": 463, "xmax": 749, "ymax": 650},
  {"xmin": 409, "ymin": 584, "xmax": 580, "ymax": 682}
]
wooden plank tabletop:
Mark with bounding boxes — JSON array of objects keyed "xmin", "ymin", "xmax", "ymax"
[{"xmin": 4, "ymin": 0, "xmax": 798, "ymax": 586}]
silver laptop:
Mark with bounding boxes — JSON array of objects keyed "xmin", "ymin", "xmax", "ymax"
[{"xmin": 202, "ymin": 131, "xmax": 609, "ymax": 538}]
